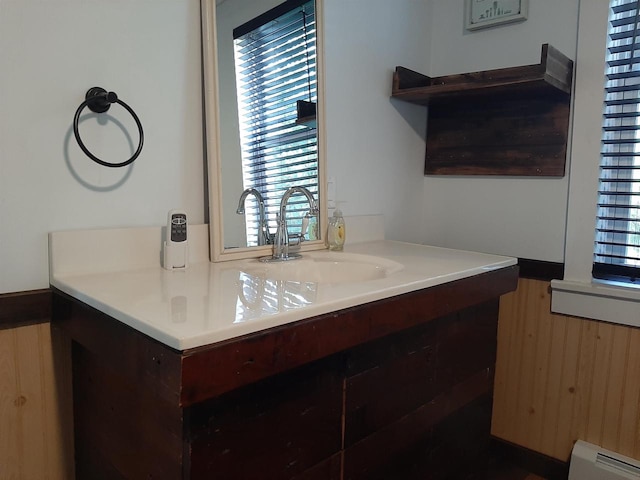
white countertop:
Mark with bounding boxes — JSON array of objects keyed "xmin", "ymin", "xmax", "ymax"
[{"xmin": 49, "ymin": 226, "xmax": 516, "ymax": 350}]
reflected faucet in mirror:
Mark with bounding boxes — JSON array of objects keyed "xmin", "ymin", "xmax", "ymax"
[
  {"xmin": 236, "ymin": 188, "xmax": 272, "ymax": 246},
  {"xmin": 263, "ymin": 186, "xmax": 319, "ymax": 263}
]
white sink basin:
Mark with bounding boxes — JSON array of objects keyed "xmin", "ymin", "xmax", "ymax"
[{"xmin": 240, "ymin": 251, "xmax": 404, "ymax": 285}]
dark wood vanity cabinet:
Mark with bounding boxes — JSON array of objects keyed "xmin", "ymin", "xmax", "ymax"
[{"xmin": 52, "ymin": 265, "xmax": 517, "ymax": 479}]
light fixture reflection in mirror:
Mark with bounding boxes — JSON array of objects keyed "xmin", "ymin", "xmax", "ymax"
[{"xmin": 202, "ymin": 0, "xmax": 328, "ymax": 262}]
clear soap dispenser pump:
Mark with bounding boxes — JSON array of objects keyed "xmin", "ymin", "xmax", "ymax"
[{"xmin": 327, "ymin": 203, "xmax": 346, "ymax": 251}]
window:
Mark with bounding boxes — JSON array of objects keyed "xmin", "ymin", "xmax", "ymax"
[
  {"xmin": 233, "ymin": 0, "xmax": 318, "ymax": 247},
  {"xmin": 593, "ymin": 0, "xmax": 640, "ymax": 284},
  {"xmin": 550, "ymin": 0, "xmax": 640, "ymax": 325}
]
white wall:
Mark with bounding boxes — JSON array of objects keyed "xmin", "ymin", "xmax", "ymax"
[
  {"xmin": 422, "ymin": 0, "xmax": 580, "ymax": 262},
  {"xmin": 1, "ymin": 0, "xmax": 580, "ymax": 293},
  {"xmin": 0, "ymin": 0, "xmax": 204, "ymax": 293},
  {"xmin": 323, "ymin": 0, "xmax": 581, "ymax": 261},
  {"xmin": 1, "ymin": 0, "xmax": 432, "ymax": 294},
  {"xmin": 323, "ymin": 0, "xmax": 432, "ymax": 244}
]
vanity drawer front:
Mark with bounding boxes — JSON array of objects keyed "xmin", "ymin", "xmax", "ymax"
[
  {"xmin": 342, "ymin": 300, "xmax": 499, "ymax": 479},
  {"xmin": 344, "ymin": 300, "xmax": 498, "ymax": 447},
  {"xmin": 344, "ymin": 318, "xmax": 439, "ymax": 447},
  {"xmin": 187, "ymin": 359, "xmax": 343, "ymax": 480}
]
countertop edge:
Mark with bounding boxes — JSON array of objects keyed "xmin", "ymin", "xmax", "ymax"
[{"xmin": 50, "ymin": 240, "xmax": 517, "ymax": 350}]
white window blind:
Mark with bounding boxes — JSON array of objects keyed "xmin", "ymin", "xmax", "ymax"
[
  {"xmin": 233, "ymin": 0, "xmax": 318, "ymax": 247},
  {"xmin": 594, "ymin": 0, "xmax": 640, "ymax": 283}
]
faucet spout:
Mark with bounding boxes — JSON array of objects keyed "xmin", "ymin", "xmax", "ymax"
[
  {"xmin": 236, "ymin": 188, "xmax": 271, "ymax": 246},
  {"xmin": 265, "ymin": 186, "xmax": 319, "ymax": 262},
  {"xmin": 278, "ymin": 186, "xmax": 319, "ymax": 220}
]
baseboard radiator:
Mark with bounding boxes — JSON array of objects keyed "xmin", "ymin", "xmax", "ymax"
[{"xmin": 569, "ymin": 440, "xmax": 640, "ymax": 480}]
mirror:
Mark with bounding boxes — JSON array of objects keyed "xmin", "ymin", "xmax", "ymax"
[{"xmin": 202, "ymin": 0, "xmax": 327, "ymax": 262}]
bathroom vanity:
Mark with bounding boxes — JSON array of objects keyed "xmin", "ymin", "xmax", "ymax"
[{"xmin": 49, "ymin": 227, "xmax": 518, "ymax": 479}]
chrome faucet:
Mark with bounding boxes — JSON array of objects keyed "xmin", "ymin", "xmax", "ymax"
[
  {"xmin": 265, "ymin": 186, "xmax": 319, "ymax": 262},
  {"xmin": 236, "ymin": 188, "xmax": 271, "ymax": 246}
]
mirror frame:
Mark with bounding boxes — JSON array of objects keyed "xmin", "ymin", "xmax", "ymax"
[{"xmin": 201, "ymin": 0, "xmax": 328, "ymax": 262}]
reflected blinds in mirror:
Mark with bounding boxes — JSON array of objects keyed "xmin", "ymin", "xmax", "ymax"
[
  {"xmin": 233, "ymin": 0, "xmax": 318, "ymax": 247},
  {"xmin": 594, "ymin": 0, "xmax": 640, "ymax": 283}
]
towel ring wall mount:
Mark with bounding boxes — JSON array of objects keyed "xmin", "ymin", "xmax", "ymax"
[{"xmin": 73, "ymin": 87, "xmax": 144, "ymax": 168}]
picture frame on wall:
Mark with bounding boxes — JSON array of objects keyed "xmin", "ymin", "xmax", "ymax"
[{"xmin": 465, "ymin": 0, "xmax": 528, "ymax": 31}]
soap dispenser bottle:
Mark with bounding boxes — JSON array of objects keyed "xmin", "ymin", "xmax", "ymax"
[{"xmin": 327, "ymin": 205, "xmax": 346, "ymax": 251}]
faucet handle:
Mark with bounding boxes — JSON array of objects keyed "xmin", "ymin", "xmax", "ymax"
[
  {"xmin": 267, "ymin": 186, "xmax": 318, "ymax": 261},
  {"xmin": 272, "ymin": 213, "xmax": 289, "ymax": 258},
  {"xmin": 301, "ymin": 212, "xmax": 311, "ymax": 236}
]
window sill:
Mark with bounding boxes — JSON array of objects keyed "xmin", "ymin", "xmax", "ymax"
[{"xmin": 550, "ymin": 279, "xmax": 640, "ymax": 326}]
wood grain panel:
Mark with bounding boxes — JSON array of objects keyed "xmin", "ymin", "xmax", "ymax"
[
  {"xmin": 73, "ymin": 344, "xmax": 183, "ymax": 480},
  {"xmin": 0, "ymin": 322, "xmax": 74, "ymax": 480},
  {"xmin": 344, "ymin": 371, "xmax": 493, "ymax": 480},
  {"xmin": 14, "ymin": 324, "xmax": 47, "ymax": 479},
  {"xmin": 601, "ymin": 326, "xmax": 628, "ymax": 450},
  {"xmin": 188, "ymin": 360, "xmax": 343, "ymax": 479},
  {"xmin": 0, "ymin": 326, "xmax": 20, "ymax": 479},
  {"xmin": 52, "ymin": 291, "xmax": 183, "ymax": 407},
  {"xmin": 425, "ymin": 95, "xmax": 570, "ymax": 176},
  {"xmin": 344, "ymin": 301, "xmax": 498, "ymax": 448},
  {"xmin": 537, "ymin": 309, "xmax": 564, "ymax": 453},
  {"xmin": 620, "ymin": 329, "xmax": 640, "ymax": 458},
  {"xmin": 550, "ymin": 315, "xmax": 580, "ymax": 457},
  {"xmin": 492, "ymin": 278, "xmax": 640, "ymax": 462},
  {"xmin": 0, "ymin": 289, "xmax": 51, "ymax": 329}
]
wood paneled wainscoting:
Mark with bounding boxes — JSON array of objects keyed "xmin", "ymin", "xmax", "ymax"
[
  {"xmin": 0, "ymin": 290, "xmax": 74, "ymax": 480},
  {"xmin": 492, "ymin": 276, "xmax": 640, "ymax": 463}
]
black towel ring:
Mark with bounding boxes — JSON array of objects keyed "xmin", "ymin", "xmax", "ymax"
[{"xmin": 73, "ymin": 87, "xmax": 144, "ymax": 168}]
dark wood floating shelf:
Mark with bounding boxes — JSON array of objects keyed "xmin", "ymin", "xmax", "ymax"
[{"xmin": 392, "ymin": 44, "xmax": 574, "ymax": 176}]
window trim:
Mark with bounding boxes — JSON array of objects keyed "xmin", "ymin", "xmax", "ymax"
[{"xmin": 551, "ymin": 0, "xmax": 640, "ymax": 320}]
